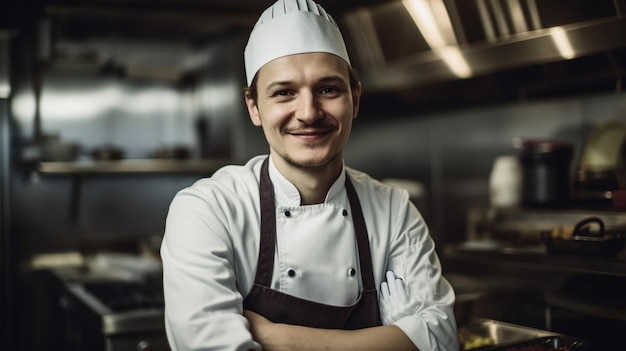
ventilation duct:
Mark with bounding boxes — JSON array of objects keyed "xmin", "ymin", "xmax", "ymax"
[{"xmin": 340, "ymin": 0, "xmax": 626, "ymax": 110}]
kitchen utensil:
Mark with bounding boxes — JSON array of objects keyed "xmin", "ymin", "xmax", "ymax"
[
  {"xmin": 38, "ymin": 134, "xmax": 81, "ymax": 162},
  {"xmin": 540, "ymin": 217, "xmax": 626, "ymax": 256},
  {"xmin": 153, "ymin": 145, "xmax": 191, "ymax": 159},
  {"xmin": 515, "ymin": 138, "xmax": 573, "ymax": 208},
  {"xmin": 91, "ymin": 145, "xmax": 125, "ymax": 160},
  {"xmin": 489, "ymin": 155, "xmax": 523, "ymax": 208}
]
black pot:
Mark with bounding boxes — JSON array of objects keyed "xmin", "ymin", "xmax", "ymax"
[
  {"xmin": 517, "ymin": 139, "xmax": 573, "ymax": 208},
  {"xmin": 91, "ymin": 146, "xmax": 125, "ymax": 160},
  {"xmin": 39, "ymin": 141, "xmax": 80, "ymax": 162}
]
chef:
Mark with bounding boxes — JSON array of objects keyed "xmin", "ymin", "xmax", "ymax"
[{"xmin": 160, "ymin": 0, "xmax": 458, "ymax": 350}]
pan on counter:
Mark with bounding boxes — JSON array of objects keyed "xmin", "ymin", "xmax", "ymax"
[{"xmin": 540, "ymin": 217, "xmax": 626, "ymax": 256}]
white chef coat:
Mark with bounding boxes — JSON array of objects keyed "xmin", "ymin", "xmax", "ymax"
[{"xmin": 161, "ymin": 155, "xmax": 458, "ymax": 351}]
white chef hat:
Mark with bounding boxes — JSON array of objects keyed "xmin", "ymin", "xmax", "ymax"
[{"xmin": 244, "ymin": 0, "xmax": 351, "ymax": 86}]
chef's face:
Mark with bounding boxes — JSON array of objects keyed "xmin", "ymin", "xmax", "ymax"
[{"xmin": 245, "ymin": 52, "xmax": 361, "ymax": 170}]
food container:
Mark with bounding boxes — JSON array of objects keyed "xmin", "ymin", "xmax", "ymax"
[
  {"xmin": 489, "ymin": 155, "xmax": 523, "ymax": 208},
  {"xmin": 459, "ymin": 319, "xmax": 557, "ymax": 351},
  {"xmin": 515, "ymin": 138, "xmax": 573, "ymax": 208},
  {"xmin": 153, "ymin": 145, "xmax": 191, "ymax": 159},
  {"xmin": 38, "ymin": 134, "xmax": 81, "ymax": 162},
  {"xmin": 91, "ymin": 145, "xmax": 125, "ymax": 160}
]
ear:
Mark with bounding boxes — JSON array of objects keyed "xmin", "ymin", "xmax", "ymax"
[
  {"xmin": 351, "ymin": 82, "xmax": 362, "ymax": 119},
  {"xmin": 245, "ymin": 94, "xmax": 262, "ymax": 126}
]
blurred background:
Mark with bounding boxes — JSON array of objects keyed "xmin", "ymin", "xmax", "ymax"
[{"xmin": 2, "ymin": 0, "xmax": 626, "ymax": 350}]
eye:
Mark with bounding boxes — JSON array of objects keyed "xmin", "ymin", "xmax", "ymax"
[
  {"xmin": 271, "ymin": 89, "xmax": 294, "ymax": 99},
  {"xmin": 319, "ymin": 86, "xmax": 341, "ymax": 96}
]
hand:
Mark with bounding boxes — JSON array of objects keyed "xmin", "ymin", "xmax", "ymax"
[
  {"xmin": 244, "ymin": 310, "xmax": 271, "ymax": 337},
  {"xmin": 379, "ymin": 271, "xmax": 412, "ymax": 325},
  {"xmin": 244, "ymin": 310, "xmax": 283, "ymax": 350}
]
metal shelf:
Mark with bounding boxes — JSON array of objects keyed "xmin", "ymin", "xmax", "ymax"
[{"xmin": 38, "ymin": 158, "xmax": 233, "ymax": 175}]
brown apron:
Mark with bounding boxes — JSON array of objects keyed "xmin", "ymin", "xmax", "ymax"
[{"xmin": 242, "ymin": 157, "xmax": 381, "ymax": 329}]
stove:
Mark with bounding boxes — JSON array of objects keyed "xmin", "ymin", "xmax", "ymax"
[
  {"xmin": 63, "ymin": 278, "xmax": 169, "ymax": 351},
  {"xmin": 81, "ymin": 280, "xmax": 165, "ymax": 312}
]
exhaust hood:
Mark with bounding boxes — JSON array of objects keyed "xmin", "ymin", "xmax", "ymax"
[
  {"xmin": 339, "ymin": 0, "xmax": 626, "ymax": 111},
  {"xmin": 15, "ymin": 0, "xmax": 626, "ymax": 111}
]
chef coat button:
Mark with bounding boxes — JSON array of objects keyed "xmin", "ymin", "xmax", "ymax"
[
  {"xmin": 284, "ymin": 210, "xmax": 291, "ymax": 217},
  {"xmin": 348, "ymin": 268, "xmax": 356, "ymax": 277},
  {"xmin": 287, "ymin": 268, "xmax": 296, "ymax": 277},
  {"xmin": 342, "ymin": 209, "xmax": 348, "ymax": 217}
]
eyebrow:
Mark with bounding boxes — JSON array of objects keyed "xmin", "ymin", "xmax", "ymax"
[
  {"xmin": 264, "ymin": 75, "xmax": 348, "ymax": 92},
  {"xmin": 318, "ymin": 75, "xmax": 348, "ymax": 85},
  {"xmin": 265, "ymin": 80, "xmax": 291, "ymax": 92}
]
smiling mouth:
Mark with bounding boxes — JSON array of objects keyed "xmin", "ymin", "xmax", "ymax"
[
  {"xmin": 291, "ymin": 129, "xmax": 332, "ymax": 136},
  {"xmin": 287, "ymin": 127, "xmax": 336, "ymax": 138}
]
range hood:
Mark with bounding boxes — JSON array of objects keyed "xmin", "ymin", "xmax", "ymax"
[
  {"xmin": 15, "ymin": 0, "xmax": 626, "ymax": 111},
  {"xmin": 338, "ymin": 0, "xmax": 626, "ymax": 112}
]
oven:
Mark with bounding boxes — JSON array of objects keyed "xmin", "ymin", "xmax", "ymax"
[{"xmin": 61, "ymin": 278, "xmax": 169, "ymax": 351}]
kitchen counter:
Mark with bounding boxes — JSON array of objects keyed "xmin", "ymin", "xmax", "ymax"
[
  {"xmin": 445, "ymin": 239, "xmax": 626, "ymax": 349},
  {"xmin": 445, "ymin": 240, "xmax": 626, "ymax": 278},
  {"xmin": 47, "ymin": 264, "xmax": 595, "ymax": 351}
]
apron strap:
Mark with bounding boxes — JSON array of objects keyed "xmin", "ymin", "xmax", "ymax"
[
  {"xmin": 255, "ymin": 157, "xmax": 276, "ymax": 286},
  {"xmin": 344, "ymin": 175, "xmax": 376, "ymax": 291},
  {"xmin": 254, "ymin": 157, "xmax": 377, "ymax": 292}
]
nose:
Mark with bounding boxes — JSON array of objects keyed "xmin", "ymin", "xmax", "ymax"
[{"xmin": 295, "ymin": 91, "xmax": 322, "ymax": 124}]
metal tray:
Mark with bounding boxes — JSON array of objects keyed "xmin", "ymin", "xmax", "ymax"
[
  {"xmin": 540, "ymin": 232, "xmax": 626, "ymax": 256},
  {"xmin": 460, "ymin": 319, "xmax": 555, "ymax": 350},
  {"xmin": 485, "ymin": 336, "xmax": 591, "ymax": 350}
]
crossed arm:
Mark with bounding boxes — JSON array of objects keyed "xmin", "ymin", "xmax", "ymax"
[
  {"xmin": 244, "ymin": 310, "xmax": 418, "ymax": 351},
  {"xmin": 243, "ymin": 270, "xmax": 419, "ymax": 351}
]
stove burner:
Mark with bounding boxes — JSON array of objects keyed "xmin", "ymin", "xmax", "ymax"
[{"xmin": 83, "ymin": 279, "xmax": 164, "ymax": 312}]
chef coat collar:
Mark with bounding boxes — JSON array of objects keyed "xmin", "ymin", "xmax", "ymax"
[{"xmin": 267, "ymin": 155, "xmax": 347, "ymax": 206}]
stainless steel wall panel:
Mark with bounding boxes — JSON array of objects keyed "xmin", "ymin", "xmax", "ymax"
[
  {"xmin": 344, "ymin": 90, "xmax": 626, "ymax": 248},
  {"xmin": 0, "ymin": 30, "xmax": 13, "ymax": 351}
]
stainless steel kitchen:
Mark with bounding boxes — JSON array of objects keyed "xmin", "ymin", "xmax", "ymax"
[{"xmin": 2, "ymin": 0, "xmax": 626, "ymax": 350}]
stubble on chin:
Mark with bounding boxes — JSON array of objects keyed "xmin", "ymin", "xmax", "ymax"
[{"xmin": 282, "ymin": 149, "xmax": 341, "ymax": 169}]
